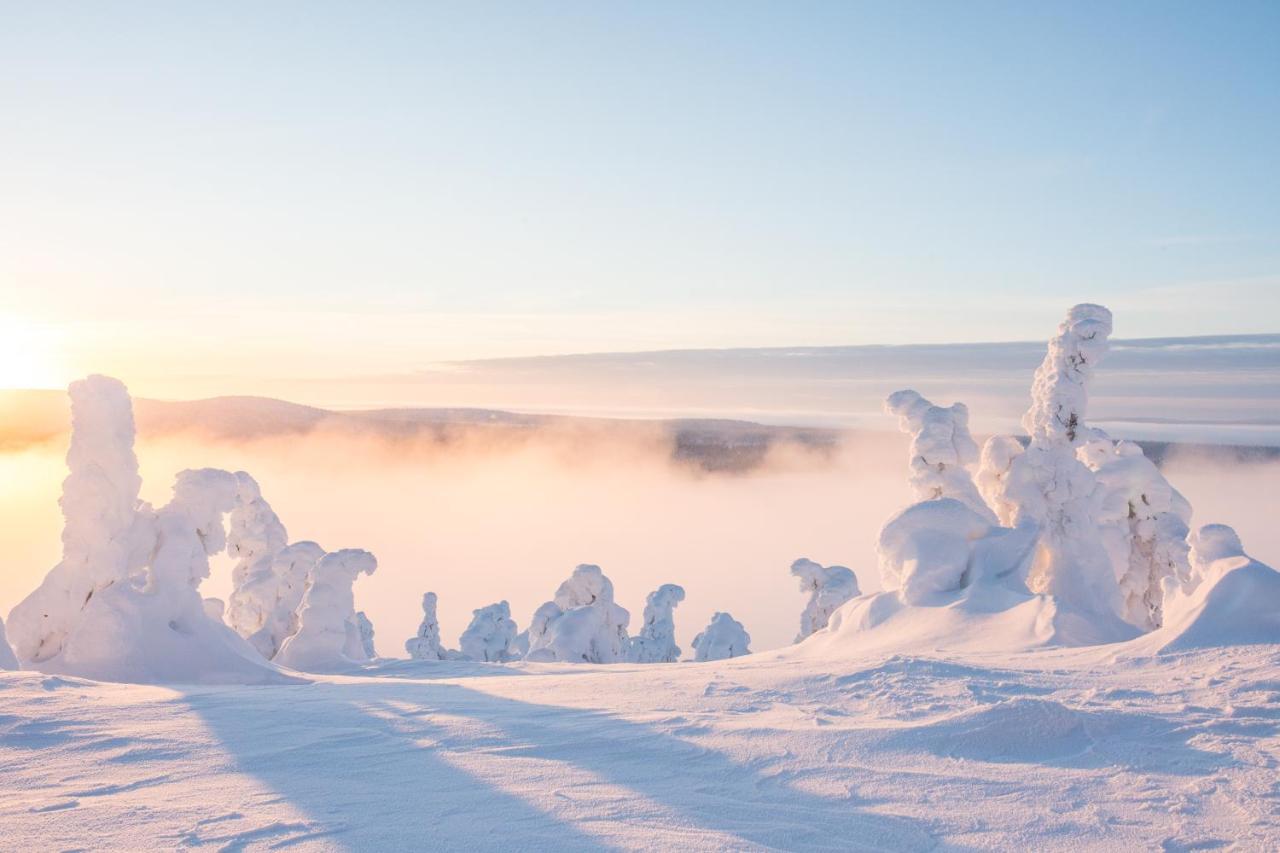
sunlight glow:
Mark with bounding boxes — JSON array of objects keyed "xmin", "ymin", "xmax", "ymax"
[{"xmin": 0, "ymin": 315, "xmax": 64, "ymax": 390}]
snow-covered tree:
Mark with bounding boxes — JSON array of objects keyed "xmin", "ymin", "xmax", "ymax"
[
  {"xmin": 884, "ymin": 390, "xmax": 994, "ymax": 522},
  {"xmin": 459, "ymin": 601, "xmax": 520, "ymax": 662},
  {"xmin": 791, "ymin": 558, "xmax": 860, "ymax": 642},
  {"xmin": 996, "ymin": 305, "xmax": 1129, "ymax": 625},
  {"xmin": 524, "ymin": 564, "xmax": 631, "ymax": 663},
  {"xmin": 356, "ymin": 611, "xmax": 377, "ymax": 658},
  {"xmin": 975, "ymin": 435, "xmax": 1025, "ymax": 527},
  {"xmin": 275, "ymin": 549, "xmax": 377, "ymax": 672},
  {"xmin": 405, "ymin": 592, "xmax": 446, "ymax": 660},
  {"xmin": 7, "ymin": 376, "xmax": 150, "ymax": 664},
  {"xmin": 232, "ymin": 541, "xmax": 325, "ymax": 660},
  {"xmin": 628, "ymin": 584, "xmax": 685, "ymax": 663},
  {"xmin": 0, "ymin": 616, "xmax": 17, "ymax": 670},
  {"xmin": 225, "ymin": 471, "xmax": 289, "ymax": 644},
  {"xmin": 692, "ymin": 612, "xmax": 751, "ymax": 661},
  {"xmin": 1083, "ymin": 439, "xmax": 1193, "ymax": 629}
]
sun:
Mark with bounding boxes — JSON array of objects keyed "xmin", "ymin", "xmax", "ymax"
[{"xmin": 0, "ymin": 314, "xmax": 65, "ymax": 390}]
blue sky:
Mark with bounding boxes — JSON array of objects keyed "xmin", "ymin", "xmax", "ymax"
[{"xmin": 1, "ymin": 2, "xmax": 1277, "ymax": 391}]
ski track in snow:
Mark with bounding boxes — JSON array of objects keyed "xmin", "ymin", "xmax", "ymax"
[{"xmin": 2, "ymin": 645, "xmax": 1278, "ymax": 851}]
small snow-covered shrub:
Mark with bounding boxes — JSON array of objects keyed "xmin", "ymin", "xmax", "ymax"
[
  {"xmin": 791, "ymin": 558, "xmax": 859, "ymax": 641},
  {"xmin": 459, "ymin": 601, "xmax": 520, "ymax": 662},
  {"xmin": 628, "ymin": 584, "xmax": 685, "ymax": 663},
  {"xmin": 405, "ymin": 592, "xmax": 446, "ymax": 660},
  {"xmin": 692, "ymin": 612, "xmax": 751, "ymax": 661},
  {"xmin": 356, "ymin": 611, "xmax": 377, "ymax": 658},
  {"xmin": 524, "ymin": 564, "xmax": 631, "ymax": 663},
  {"xmin": 276, "ymin": 549, "xmax": 377, "ymax": 672}
]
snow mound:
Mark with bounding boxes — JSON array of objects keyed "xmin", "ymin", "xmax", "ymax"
[
  {"xmin": 1137, "ymin": 525, "xmax": 1280, "ymax": 653},
  {"xmin": 880, "ymin": 698, "xmax": 1093, "ymax": 763}
]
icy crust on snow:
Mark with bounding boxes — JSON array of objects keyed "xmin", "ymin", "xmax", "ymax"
[
  {"xmin": 525, "ymin": 565, "xmax": 632, "ymax": 663},
  {"xmin": 693, "ymin": 612, "xmax": 752, "ymax": 661},
  {"xmin": 275, "ymin": 549, "xmax": 377, "ymax": 672},
  {"xmin": 628, "ymin": 584, "xmax": 685, "ymax": 663},
  {"xmin": 791, "ymin": 559, "xmax": 859, "ymax": 642}
]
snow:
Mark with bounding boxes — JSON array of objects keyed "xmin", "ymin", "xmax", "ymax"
[
  {"xmin": 356, "ymin": 611, "xmax": 377, "ymax": 658},
  {"xmin": 275, "ymin": 549, "xmax": 377, "ymax": 673},
  {"xmin": 0, "ymin": 615, "xmax": 16, "ymax": 670},
  {"xmin": 692, "ymin": 612, "xmax": 752, "ymax": 661},
  {"xmin": 404, "ymin": 591, "xmax": 446, "ymax": 660},
  {"xmin": 883, "ymin": 389, "xmax": 994, "ymax": 521},
  {"xmin": 458, "ymin": 601, "xmax": 520, "ymax": 662},
  {"xmin": 790, "ymin": 558, "xmax": 859, "ymax": 642},
  {"xmin": 524, "ymin": 564, "xmax": 632, "ymax": 664},
  {"xmin": 627, "ymin": 583, "xmax": 685, "ymax": 663}
]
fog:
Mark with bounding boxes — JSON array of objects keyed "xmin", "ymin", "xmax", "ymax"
[{"xmin": 1, "ymin": 425, "xmax": 1276, "ymax": 655}]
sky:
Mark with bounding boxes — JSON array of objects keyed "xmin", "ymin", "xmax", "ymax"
[{"xmin": 2, "ymin": 2, "xmax": 1278, "ymax": 400}]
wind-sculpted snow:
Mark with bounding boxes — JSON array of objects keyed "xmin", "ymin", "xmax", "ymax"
[
  {"xmin": 628, "ymin": 584, "xmax": 685, "ymax": 663},
  {"xmin": 459, "ymin": 601, "xmax": 520, "ymax": 662},
  {"xmin": 692, "ymin": 611, "xmax": 751, "ymax": 661},
  {"xmin": 790, "ymin": 559, "xmax": 859, "ymax": 641},
  {"xmin": 405, "ymin": 592, "xmax": 447, "ymax": 660},
  {"xmin": 524, "ymin": 564, "xmax": 631, "ymax": 663},
  {"xmin": 884, "ymin": 389, "xmax": 994, "ymax": 522},
  {"xmin": 274, "ymin": 549, "xmax": 377, "ymax": 672}
]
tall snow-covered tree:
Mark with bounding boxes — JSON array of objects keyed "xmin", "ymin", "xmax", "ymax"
[
  {"xmin": 884, "ymin": 390, "xmax": 994, "ymax": 522},
  {"xmin": 791, "ymin": 558, "xmax": 860, "ymax": 642},
  {"xmin": 276, "ymin": 549, "xmax": 377, "ymax": 672},
  {"xmin": 405, "ymin": 592, "xmax": 446, "ymax": 660}
]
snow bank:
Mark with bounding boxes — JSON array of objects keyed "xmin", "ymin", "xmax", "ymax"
[
  {"xmin": 405, "ymin": 592, "xmax": 446, "ymax": 660},
  {"xmin": 275, "ymin": 549, "xmax": 377, "ymax": 672},
  {"xmin": 791, "ymin": 558, "xmax": 859, "ymax": 641},
  {"xmin": 884, "ymin": 390, "xmax": 993, "ymax": 521},
  {"xmin": 524, "ymin": 564, "xmax": 631, "ymax": 663},
  {"xmin": 1141, "ymin": 525, "xmax": 1280, "ymax": 653},
  {"xmin": 628, "ymin": 584, "xmax": 685, "ymax": 663},
  {"xmin": 692, "ymin": 612, "xmax": 751, "ymax": 661},
  {"xmin": 459, "ymin": 601, "xmax": 520, "ymax": 662}
]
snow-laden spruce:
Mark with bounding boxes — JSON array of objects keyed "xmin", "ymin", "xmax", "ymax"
[
  {"xmin": 692, "ymin": 612, "xmax": 751, "ymax": 661},
  {"xmin": 524, "ymin": 564, "xmax": 631, "ymax": 663},
  {"xmin": 274, "ymin": 549, "xmax": 377, "ymax": 672},
  {"xmin": 356, "ymin": 612, "xmax": 377, "ymax": 658},
  {"xmin": 627, "ymin": 584, "xmax": 685, "ymax": 663},
  {"xmin": 405, "ymin": 592, "xmax": 447, "ymax": 660},
  {"xmin": 459, "ymin": 601, "xmax": 520, "ymax": 662},
  {"xmin": 884, "ymin": 390, "xmax": 995, "ymax": 522},
  {"xmin": 224, "ymin": 471, "xmax": 290, "ymax": 653},
  {"xmin": 5, "ymin": 377, "xmax": 292, "ymax": 684},
  {"xmin": 791, "ymin": 558, "xmax": 859, "ymax": 641},
  {"xmin": 234, "ymin": 540, "xmax": 325, "ymax": 660}
]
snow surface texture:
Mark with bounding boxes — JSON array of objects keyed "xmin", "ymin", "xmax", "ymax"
[
  {"xmin": 790, "ymin": 558, "xmax": 859, "ymax": 642},
  {"xmin": 459, "ymin": 601, "xmax": 520, "ymax": 662},
  {"xmin": 274, "ymin": 549, "xmax": 378, "ymax": 672},
  {"xmin": 692, "ymin": 612, "xmax": 752, "ymax": 661},
  {"xmin": 5, "ymin": 377, "xmax": 290, "ymax": 685},
  {"xmin": 627, "ymin": 584, "xmax": 685, "ymax": 663},
  {"xmin": 405, "ymin": 592, "xmax": 446, "ymax": 660},
  {"xmin": 524, "ymin": 565, "xmax": 631, "ymax": 663}
]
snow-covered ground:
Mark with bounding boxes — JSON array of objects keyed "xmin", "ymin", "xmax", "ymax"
[{"xmin": 3, "ymin": 640, "xmax": 1277, "ymax": 851}]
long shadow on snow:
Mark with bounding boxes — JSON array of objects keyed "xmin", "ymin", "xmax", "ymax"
[{"xmin": 182, "ymin": 678, "xmax": 936, "ymax": 851}]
